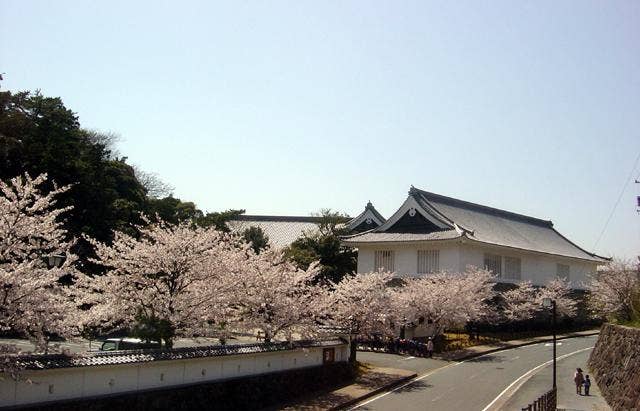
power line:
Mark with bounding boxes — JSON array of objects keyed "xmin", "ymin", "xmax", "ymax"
[{"xmin": 592, "ymin": 150, "xmax": 640, "ymax": 252}]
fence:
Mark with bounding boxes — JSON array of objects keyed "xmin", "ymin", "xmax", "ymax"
[
  {"xmin": 521, "ymin": 387, "xmax": 557, "ymax": 411},
  {"xmin": 1, "ymin": 339, "xmax": 348, "ymax": 408}
]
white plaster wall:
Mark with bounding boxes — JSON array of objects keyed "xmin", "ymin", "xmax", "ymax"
[
  {"xmin": 457, "ymin": 243, "xmax": 597, "ymax": 288},
  {"xmin": 357, "ymin": 242, "xmax": 598, "ymax": 288},
  {"xmin": 356, "ymin": 243, "xmax": 460, "ymax": 277},
  {"xmin": 0, "ymin": 344, "xmax": 347, "ymax": 408}
]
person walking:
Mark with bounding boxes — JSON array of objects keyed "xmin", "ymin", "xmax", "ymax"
[
  {"xmin": 426, "ymin": 337, "xmax": 434, "ymax": 358},
  {"xmin": 574, "ymin": 368, "xmax": 585, "ymax": 395},
  {"xmin": 584, "ymin": 375, "xmax": 591, "ymax": 396}
]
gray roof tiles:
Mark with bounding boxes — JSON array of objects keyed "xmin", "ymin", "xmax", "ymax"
[
  {"xmin": 227, "ymin": 217, "xmax": 320, "ymax": 247},
  {"xmin": 15, "ymin": 340, "xmax": 347, "ymax": 370},
  {"xmin": 343, "ymin": 187, "xmax": 608, "ymax": 263},
  {"xmin": 417, "ymin": 189, "xmax": 606, "ymax": 262}
]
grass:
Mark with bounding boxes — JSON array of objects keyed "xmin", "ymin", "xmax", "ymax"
[
  {"xmin": 440, "ymin": 332, "xmax": 497, "ymax": 352},
  {"xmin": 440, "ymin": 326, "xmax": 600, "ymax": 352},
  {"xmin": 615, "ymin": 319, "xmax": 640, "ymax": 328}
]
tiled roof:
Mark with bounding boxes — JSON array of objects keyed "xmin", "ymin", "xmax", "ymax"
[
  {"xmin": 342, "ymin": 229, "xmax": 461, "ymax": 244},
  {"xmin": 227, "ymin": 216, "xmax": 322, "ymax": 247},
  {"xmin": 14, "ymin": 340, "xmax": 347, "ymax": 370},
  {"xmin": 346, "ymin": 202, "xmax": 386, "ymax": 232},
  {"xmin": 415, "ymin": 189, "xmax": 608, "ymax": 262},
  {"xmin": 343, "ymin": 187, "xmax": 608, "ymax": 263}
]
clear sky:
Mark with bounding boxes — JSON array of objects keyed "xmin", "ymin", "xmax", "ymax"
[{"xmin": 1, "ymin": 1, "xmax": 639, "ymax": 259}]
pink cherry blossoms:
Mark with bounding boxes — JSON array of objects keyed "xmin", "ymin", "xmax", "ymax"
[
  {"xmin": 0, "ymin": 174, "xmax": 79, "ymax": 355},
  {"xmin": 83, "ymin": 219, "xmax": 245, "ymax": 345}
]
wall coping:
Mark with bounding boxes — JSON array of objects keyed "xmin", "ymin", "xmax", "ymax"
[{"xmin": 11, "ymin": 339, "xmax": 347, "ymax": 371}]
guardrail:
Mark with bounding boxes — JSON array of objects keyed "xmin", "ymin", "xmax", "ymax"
[{"xmin": 521, "ymin": 387, "xmax": 556, "ymax": 411}]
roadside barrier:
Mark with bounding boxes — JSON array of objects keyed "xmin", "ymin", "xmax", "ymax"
[{"xmin": 521, "ymin": 387, "xmax": 557, "ymax": 411}]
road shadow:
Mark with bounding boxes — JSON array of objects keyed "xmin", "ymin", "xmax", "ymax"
[
  {"xmin": 393, "ymin": 379, "xmax": 432, "ymax": 393},
  {"xmin": 464, "ymin": 354, "xmax": 505, "ymax": 363},
  {"xmin": 264, "ymin": 391, "xmax": 353, "ymax": 411},
  {"xmin": 356, "ymin": 371, "xmax": 410, "ymax": 390}
]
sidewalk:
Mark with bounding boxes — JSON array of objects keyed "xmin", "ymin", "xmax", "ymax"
[
  {"xmin": 501, "ymin": 343, "xmax": 610, "ymax": 411},
  {"xmin": 279, "ymin": 329, "xmax": 600, "ymax": 410}
]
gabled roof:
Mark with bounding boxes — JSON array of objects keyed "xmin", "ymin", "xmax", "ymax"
[
  {"xmin": 343, "ymin": 186, "xmax": 609, "ymax": 263},
  {"xmin": 346, "ymin": 201, "xmax": 386, "ymax": 233},
  {"xmin": 227, "ymin": 215, "xmax": 323, "ymax": 247}
]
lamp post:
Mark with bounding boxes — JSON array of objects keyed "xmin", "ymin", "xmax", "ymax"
[
  {"xmin": 542, "ymin": 297, "xmax": 557, "ymax": 389},
  {"xmin": 46, "ymin": 254, "xmax": 65, "ymax": 268}
]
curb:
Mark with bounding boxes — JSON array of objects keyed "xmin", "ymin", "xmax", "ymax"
[
  {"xmin": 329, "ymin": 372, "xmax": 418, "ymax": 411},
  {"xmin": 340, "ymin": 331, "xmax": 601, "ymax": 409},
  {"xmin": 438, "ymin": 330, "xmax": 600, "ymax": 362}
]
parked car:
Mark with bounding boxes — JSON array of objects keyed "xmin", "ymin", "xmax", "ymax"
[{"xmin": 99, "ymin": 338, "xmax": 160, "ymax": 351}]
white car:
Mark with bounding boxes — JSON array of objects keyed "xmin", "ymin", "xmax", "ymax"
[{"xmin": 99, "ymin": 337, "xmax": 160, "ymax": 351}]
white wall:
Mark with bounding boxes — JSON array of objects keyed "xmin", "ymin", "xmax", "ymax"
[
  {"xmin": 357, "ymin": 243, "xmax": 461, "ymax": 277},
  {"xmin": 0, "ymin": 344, "xmax": 349, "ymax": 408},
  {"xmin": 357, "ymin": 242, "xmax": 598, "ymax": 288}
]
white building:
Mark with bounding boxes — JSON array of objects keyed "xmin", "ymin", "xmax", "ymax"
[
  {"xmin": 227, "ymin": 202, "xmax": 386, "ymax": 248},
  {"xmin": 343, "ymin": 187, "xmax": 608, "ymax": 289}
]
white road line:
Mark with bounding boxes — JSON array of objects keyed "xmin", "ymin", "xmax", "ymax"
[
  {"xmin": 479, "ymin": 346, "xmax": 593, "ymax": 411},
  {"xmin": 400, "ymin": 356, "xmax": 416, "ymax": 361},
  {"xmin": 544, "ymin": 342, "xmax": 563, "ymax": 346},
  {"xmin": 349, "ymin": 335, "xmax": 596, "ymax": 410},
  {"xmin": 349, "ymin": 362, "xmax": 459, "ymax": 409},
  {"xmin": 510, "ymin": 356, "xmax": 520, "ymax": 361}
]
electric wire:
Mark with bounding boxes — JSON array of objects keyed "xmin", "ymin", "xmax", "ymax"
[{"xmin": 592, "ymin": 150, "xmax": 640, "ymax": 252}]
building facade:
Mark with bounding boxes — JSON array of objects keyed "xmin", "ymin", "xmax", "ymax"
[{"xmin": 343, "ymin": 187, "xmax": 608, "ymax": 289}]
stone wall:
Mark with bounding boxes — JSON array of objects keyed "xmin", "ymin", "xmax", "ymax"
[{"xmin": 588, "ymin": 323, "xmax": 640, "ymax": 411}]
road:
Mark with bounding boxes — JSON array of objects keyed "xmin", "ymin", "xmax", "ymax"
[{"xmin": 352, "ymin": 335, "xmax": 599, "ymax": 411}]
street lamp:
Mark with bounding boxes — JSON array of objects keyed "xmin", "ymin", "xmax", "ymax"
[
  {"xmin": 542, "ymin": 297, "xmax": 557, "ymax": 389},
  {"xmin": 46, "ymin": 254, "xmax": 65, "ymax": 268}
]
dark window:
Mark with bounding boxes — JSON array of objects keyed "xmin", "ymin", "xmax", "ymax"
[{"xmin": 323, "ymin": 348, "xmax": 335, "ymax": 363}]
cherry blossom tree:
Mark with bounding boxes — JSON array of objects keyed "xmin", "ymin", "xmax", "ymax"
[
  {"xmin": 501, "ymin": 277, "xmax": 577, "ymax": 321},
  {"xmin": 328, "ymin": 271, "xmax": 399, "ymax": 338},
  {"xmin": 538, "ymin": 277, "xmax": 577, "ymax": 318},
  {"xmin": 396, "ymin": 266, "xmax": 495, "ymax": 336},
  {"xmin": 0, "ymin": 173, "xmax": 79, "ymax": 357},
  {"xmin": 501, "ymin": 281, "xmax": 540, "ymax": 321},
  {"xmin": 326, "ymin": 271, "xmax": 398, "ymax": 362},
  {"xmin": 588, "ymin": 259, "xmax": 640, "ymax": 322},
  {"xmin": 83, "ymin": 219, "xmax": 243, "ymax": 347},
  {"xmin": 230, "ymin": 250, "xmax": 326, "ymax": 342}
]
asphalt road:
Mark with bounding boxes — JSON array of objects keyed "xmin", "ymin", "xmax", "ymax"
[{"xmin": 352, "ymin": 335, "xmax": 599, "ymax": 411}]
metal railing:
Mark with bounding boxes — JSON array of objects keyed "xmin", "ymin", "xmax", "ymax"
[{"xmin": 521, "ymin": 387, "xmax": 557, "ymax": 411}]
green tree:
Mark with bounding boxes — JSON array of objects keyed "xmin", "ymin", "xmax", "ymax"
[
  {"xmin": 195, "ymin": 209, "xmax": 245, "ymax": 232},
  {"xmin": 284, "ymin": 209, "xmax": 356, "ymax": 284},
  {"xmin": 0, "ymin": 91, "xmax": 149, "ymax": 267},
  {"xmin": 242, "ymin": 226, "xmax": 270, "ymax": 254}
]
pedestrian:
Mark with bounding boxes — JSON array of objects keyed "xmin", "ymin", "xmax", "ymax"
[
  {"xmin": 584, "ymin": 375, "xmax": 591, "ymax": 396},
  {"xmin": 426, "ymin": 337, "xmax": 434, "ymax": 358},
  {"xmin": 574, "ymin": 368, "xmax": 585, "ymax": 395}
]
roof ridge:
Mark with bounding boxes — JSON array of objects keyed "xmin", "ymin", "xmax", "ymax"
[
  {"xmin": 232, "ymin": 215, "xmax": 327, "ymax": 223},
  {"xmin": 415, "ymin": 188, "xmax": 553, "ymax": 227}
]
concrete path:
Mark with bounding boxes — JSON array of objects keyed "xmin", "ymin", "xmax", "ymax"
[{"xmin": 502, "ymin": 346, "xmax": 610, "ymax": 411}]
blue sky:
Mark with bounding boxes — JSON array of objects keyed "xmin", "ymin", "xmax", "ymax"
[{"xmin": 1, "ymin": 1, "xmax": 639, "ymax": 259}]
